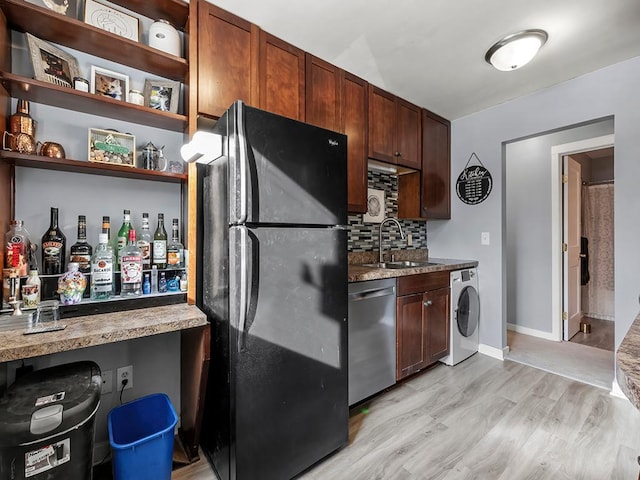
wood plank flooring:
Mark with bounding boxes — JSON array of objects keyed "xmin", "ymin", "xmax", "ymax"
[
  {"xmin": 569, "ymin": 316, "xmax": 615, "ymax": 351},
  {"xmin": 172, "ymin": 354, "xmax": 640, "ymax": 479}
]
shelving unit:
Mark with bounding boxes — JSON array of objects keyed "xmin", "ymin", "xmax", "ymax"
[
  {"xmin": 1, "ymin": 0, "xmax": 188, "ymax": 82},
  {"xmin": 0, "ymin": 151, "xmax": 187, "ymax": 183}
]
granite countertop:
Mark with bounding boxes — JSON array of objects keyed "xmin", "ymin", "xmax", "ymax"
[
  {"xmin": 616, "ymin": 312, "xmax": 640, "ymax": 409},
  {"xmin": 0, "ymin": 303, "xmax": 208, "ymax": 362},
  {"xmin": 348, "ymin": 249, "xmax": 478, "ymax": 282}
]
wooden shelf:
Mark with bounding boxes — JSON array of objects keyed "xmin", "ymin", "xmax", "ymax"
[
  {"xmin": 0, "ymin": 151, "xmax": 188, "ymax": 184},
  {"xmin": 109, "ymin": 0, "xmax": 189, "ymax": 31},
  {"xmin": 1, "ymin": 72, "xmax": 188, "ymax": 131},
  {"xmin": 1, "ymin": 0, "xmax": 188, "ymax": 82}
]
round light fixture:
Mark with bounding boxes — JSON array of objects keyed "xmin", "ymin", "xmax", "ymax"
[{"xmin": 485, "ymin": 29, "xmax": 548, "ymax": 71}]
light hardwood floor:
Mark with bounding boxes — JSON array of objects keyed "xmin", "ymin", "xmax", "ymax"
[{"xmin": 172, "ymin": 354, "xmax": 640, "ymax": 479}]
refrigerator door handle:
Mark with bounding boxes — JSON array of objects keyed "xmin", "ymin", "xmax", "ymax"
[
  {"xmin": 237, "ymin": 225, "xmax": 249, "ymax": 351},
  {"xmin": 237, "ymin": 101, "xmax": 249, "ymax": 224}
]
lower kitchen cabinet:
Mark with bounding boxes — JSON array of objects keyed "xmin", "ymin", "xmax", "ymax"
[{"xmin": 396, "ymin": 271, "xmax": 450, "ymax": 380}]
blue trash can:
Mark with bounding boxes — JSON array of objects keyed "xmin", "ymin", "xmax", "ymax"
[{"xmin": 108, "ymin": 393, "xmax": 178, "ymax": 480}]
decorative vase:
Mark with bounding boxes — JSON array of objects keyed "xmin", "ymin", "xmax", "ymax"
[{"xmin": 57, "ymin": 262, "xmax": 87, "ymax": 305}]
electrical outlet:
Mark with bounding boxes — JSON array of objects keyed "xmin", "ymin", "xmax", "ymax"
[
  {"xmin": 117, "ymin": 365, "xmax": 133, "ymax": 391},
  {"xmin": 481, "ymin": 232, "xmax": 490, "ymax": 245},
  {"xmin": 102, "ymin": 369, "xmax": 113, "ymax": 394},
  {"xmin": 407, "ymin": 234, "xmax": 413, "ymax": 246}
]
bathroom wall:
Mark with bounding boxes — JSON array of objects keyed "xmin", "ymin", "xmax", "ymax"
[{"xmin": 347, "ymin": 170, "xmax": 427, "ymax": 252}]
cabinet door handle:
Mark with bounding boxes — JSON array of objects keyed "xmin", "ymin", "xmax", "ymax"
[
  {"xmin": 423, "ymin": 300, "xmax": 433, "ymax": 307},
  {"xmin": 394, "ymin": 151, "xmax": 401, "ymax": 157}
]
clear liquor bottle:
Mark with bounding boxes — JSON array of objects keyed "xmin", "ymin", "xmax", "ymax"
[
  {"xmin": 70, "ymin": 215, "xmax": 92, "ymax": 273},
  {"xmin": 90, "ymin": 233, "xmax": 114, "ymax": 300},
  {"xmin": 120, "ymin": 229, "xmax": 143, "ymax": 297},
  {"xmin": 153, "ymin": 213, "xmax": 167, "ymax": 269},
  {"xmin": 116, "ymin": 209, "xmax": 132, "ymax": 269},
  {"xmin": 41, "ymin": 207, "xmax": 66, "ymax": 275},
  {"xmin": 167, "ymin": 218, "xmax": 183, "ymax": 268},
  {"xmin": 137, "ymin": 212, "xmax": 152, "ymax": 270}
]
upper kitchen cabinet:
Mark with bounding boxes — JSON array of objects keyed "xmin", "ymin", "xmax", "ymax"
[
  {"xmin": 343, "ymin": 72, "xmax": 368, "ymax": 213},
  {"xmin": 368, "ymin": 86, "xmax": 421, "ymax": 169},
  {"xmin": 421, "ymin": 109, "xmax": 451, "ymax": 219},
  {"xmin": 196, "ymin": 2, "xmax": 258, "ymax": 118},
  {"xmin": 258, "ymin": 31, "xmax": 305, "ymax": 121},
  {"xmin": 305, "ymin": 54, "xmax": 341, "ymax": 132}
]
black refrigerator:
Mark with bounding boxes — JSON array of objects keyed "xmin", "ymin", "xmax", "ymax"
[{"xmin": 194, "ymin": 101, "xmax": 348, "ymax": 480}]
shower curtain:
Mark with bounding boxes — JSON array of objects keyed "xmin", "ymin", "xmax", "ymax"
[{"xmin": 582, "ymin": 183, "xmax": 614, "ymax": 320}]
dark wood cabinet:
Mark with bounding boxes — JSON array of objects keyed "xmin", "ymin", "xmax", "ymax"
[
  {"xmin": 421, "ymin": 109, "xmax": 451, "ymax": 219},
  {"xmin": 305, "ymin": 54, "xmax": 341, "ymax": 132},
  {"xmin": 343, "ymin": 72, "xmax": 368, "ymax": 213},
  {"xmin": 368, "ymin": 86, "xmax": 421, "ymax": 168},
  {"xmin": 258, "ymin": 31, "xmax": 305, "ymax": 121},
  {"xmin": 396, "ymin": 271, "xmax": 450, "ymax": 380},
  {"xmin": 197, "ymin": 3, "xmax": 258, "ymax": 118}
]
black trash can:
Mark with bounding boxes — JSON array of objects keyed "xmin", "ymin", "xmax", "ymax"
[{"xmin": 0, "ymin": 361, "xmax": 102, "ymax": 480}]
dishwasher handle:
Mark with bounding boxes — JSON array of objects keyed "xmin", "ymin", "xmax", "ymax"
[{"xmin": 349, "ymin": 286, "xmax": 396, "ymax": 302}]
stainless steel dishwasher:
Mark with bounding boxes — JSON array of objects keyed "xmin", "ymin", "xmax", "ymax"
[{"xmin": 348, "ymin": 278, "xmax": 397, "ymax": 405}]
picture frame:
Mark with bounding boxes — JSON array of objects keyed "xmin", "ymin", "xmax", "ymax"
[
  {"xmin": 28, "ymin": 0, "xmax": 78, "ymax": 18},
  {"xmin": 84, "ymin": 0, "xmax": 139, "ymax": 42},
  {"xmin": 26, "ymin": 33, "xmax": 79, "ymax": 89},
  {"xmin": 90, "ymin": 66, "xmax": 129, "ymax": 102},
  {"xmin": 363, "ymin": 188, "xmax": 385, "ymax": 223},
  {"xmin": 88, "ymin": 128, "xmax": 136, "ymax": 167},
  {"xmin": 143, "ymin": 79, "xmax": 180, "ymax": 113}
]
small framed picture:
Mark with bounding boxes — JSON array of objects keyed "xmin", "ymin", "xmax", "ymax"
[
  {"xmin": 90, "ymin": 66, "xmax": 129, "ymax": 101},
  {"xmin": 26, "ymin": 33, "xmax": 80, "ymax": 88},
  {"xmin": 84, "ymin": 0, "xmax": 139, "ymax": 42},
  {"xmin": 28, "ymin": 0, "xmax": 78, "ymax": 18},
  {"xmin": 88, "ymin": 128, "xmax": 136, "ymax": 167},
  {"xmin": 144, "ymin": 79, "xmax": 180, "ymax": 113},
  {"xmin": 363, "ymin": 188, "xmax": 385, "ymax": 223}
]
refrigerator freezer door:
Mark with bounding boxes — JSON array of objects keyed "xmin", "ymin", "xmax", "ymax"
[
  {"xmin": 229, "ymin": 102, "xmax": 347, "ymax": 226},
  {"xmin": 232, "ymin": 225, "xmax": 348, "ymax": 480}
]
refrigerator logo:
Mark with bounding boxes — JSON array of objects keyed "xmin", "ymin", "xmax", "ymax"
[{"xmin": 328, "ymin": 139, "xmax": 339, "ymax": 147}]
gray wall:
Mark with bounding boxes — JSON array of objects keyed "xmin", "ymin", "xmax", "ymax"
[
  {"xmin": 504, "ymin": 119, "xmax": 614, "ymax": 333},
  {"xmin": 428, "ymin": 55, "xmax": 640, "ymax": 352}
]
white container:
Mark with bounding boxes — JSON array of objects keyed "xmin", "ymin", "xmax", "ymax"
[{"xmin": 148, "ymin": 20, "xmax": 181, "ymax": 57}]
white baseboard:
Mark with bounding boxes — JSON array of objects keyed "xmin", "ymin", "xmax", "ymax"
[
  {"xmin": 610, "ymin": 379, "xmax": 629, "ymax": 401},
  {"xmin": 507, "ymin": 323, "xmax": 558, "ymax": 341},
  {"xmin": 478, "ymin": 343, "xmax": 509, "ymax": 361}
]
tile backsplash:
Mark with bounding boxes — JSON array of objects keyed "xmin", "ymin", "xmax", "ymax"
[{"xmin": 347, "ymin": 170, "xmax": 427, "ymax": 252}]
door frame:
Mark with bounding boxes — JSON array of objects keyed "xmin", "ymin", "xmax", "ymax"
[{"xmin": 550, "ymin": 134, "xmax": 614, "ymax": 341}]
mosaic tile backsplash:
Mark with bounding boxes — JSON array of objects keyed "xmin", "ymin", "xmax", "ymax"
[{"xmin": 347, "ymin": 170, "xmax": 428, "ymax": 252}]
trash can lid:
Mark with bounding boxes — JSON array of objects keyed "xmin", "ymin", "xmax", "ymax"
[{"xmin": 0, "ymin": 361, "xmax": 102, "ymax": 446}]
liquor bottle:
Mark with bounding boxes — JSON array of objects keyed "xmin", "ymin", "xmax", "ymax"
[
  {"xmin": 137, "ymin": 212, "xmax": 152, "ymax": 270},
  {"xmin": 5, "ymin": 219, "xmax": 31, "ymax": 276},
  {"xmin": 101, "ymin": 215, "xmax": 114, "ymax": 254},
  {"xmin": 151, "ymin": 264, "xmax": 158, "ymax": 293},
  {"xmin": 180, "ymin": 273, "xmax": 188, "ymax": 292},
  {"xmin": 41, "ymin": 207, "xmax": 66, "ymax": 275},
  {"xmin": 153, "ymin": 213, "xmax": 167, "ymax": 269},
  {"xmin": 167, "ymin": 218, "xmax": 183, "ymax": 268},
  {"xmin": 23, "ymin": 269, "xmax": 41, "ymax": 308},
  {"xmin": 90, "ymin": 233, "xmax": 114, "ymax": 300},
  {"xmin": 158, "ymin": 271, "xmax": 167, "ymax": 293},
  {"xmin": 70, "ymin": 215, "xmax": 92, "ymax": 273},
  {"xmin": 142, "ymin": 274, "xmax": 151, "ymax": 295},
  {"xmin": 116, "ymin": 209, "xmax": 132, "ymax": 269},
  {"xmin": 120, "ymin": 229, "xmax": 143, "ymax": 297}
]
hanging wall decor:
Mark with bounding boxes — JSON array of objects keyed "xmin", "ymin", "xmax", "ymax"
[{"xmin": 456, "ymin": 152, "xmax": 493, "ymax": 205}]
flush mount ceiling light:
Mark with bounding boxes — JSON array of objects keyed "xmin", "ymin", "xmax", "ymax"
[{"xmin": 485, "ymin": 29, "xmax": 548, "ymax": 71}]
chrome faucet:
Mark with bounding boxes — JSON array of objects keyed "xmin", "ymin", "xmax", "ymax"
[{"xmin": 379, "ymin": 217, "xmax": 405, "ymax": 263}]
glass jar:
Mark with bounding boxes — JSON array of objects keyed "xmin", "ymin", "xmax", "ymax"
[
  {"xmin": 128, "ymin": 89, "xmax": 144, "ymax": 106},
  {"xmin": 5, "ymin": 220, "xmax": 31, "ymax": 276},
  {"xmin": 57, "ymin": 262, "xmax": 87, "ymax": 305}
]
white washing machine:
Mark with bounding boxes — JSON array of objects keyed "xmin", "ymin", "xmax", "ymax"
[{"xmin": 440, "ymin": 268, "xmax": 480, "ymax": 366}]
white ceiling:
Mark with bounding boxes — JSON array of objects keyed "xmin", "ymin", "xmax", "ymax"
[{"xmin": 207, "ymin": 0, "xmax": 640, "ymax": 120}]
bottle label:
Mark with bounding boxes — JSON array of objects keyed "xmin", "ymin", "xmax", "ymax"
[
  {"xmin": 71, "ymin": 253, "xmax": 91, "ymax": 272},
  {"xmin": 167, "ymin": 250, "xmax": 182, "ymax": 266},
  {"xmin": 121, "ymin": 256, "xmax": 142, "ymax": 284},
  {"xmin": 117, "ymin": 237, "xmax": 127, "ymax": 251},
  {"xmin": 137, "ymin": 240, "xmax": 151, "ymax": 265},
  {"xmin": 153, "ymin": 241, "xmax": 167, "ymax": 261},
  {"xmin": 92, "ymin": 259, "xmax": 113, "ymax": 285},
  {"xmin": 42, "ymin": 241, "xmax": 63, "ymax": 271},
  {"xmin": 6, "ymin": 239, "xmax": 28, "ymax": 276}
]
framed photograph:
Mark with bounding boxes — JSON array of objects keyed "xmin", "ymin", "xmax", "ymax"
[
  {"xmin": 88, "ymin": 128, "xmax": 136, "ymax": 167},
  {"xmin": 363, "ymin": 188, "xmax": 385, "ymax": 223},
  {"xmin": 143, "ymin": 79, "xmax": 180, "ymax": 113},
  {"xmin": 90, "ymin": 66, "xmax": 129, "ymax": 101},
  {"xmin": 84, "ymin": 0, "xmax": 139, "ymax": 42},
  {"xmin": 26, "ymin": 33, "xmax": 79, "ymax": 88},
  {"xmin": 28, "ymin": 0, "xmax": 78, "ymax": 18}
]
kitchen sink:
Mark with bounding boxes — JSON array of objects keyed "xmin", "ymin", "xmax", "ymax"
[{"xmin": 361, "ymin": 260, "xmax": 442, "ymax": 269}]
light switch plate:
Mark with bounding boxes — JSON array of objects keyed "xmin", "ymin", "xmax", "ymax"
[{"xmin": 481, "ymin": 232, "xmax": 490, "ymax": 245}]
